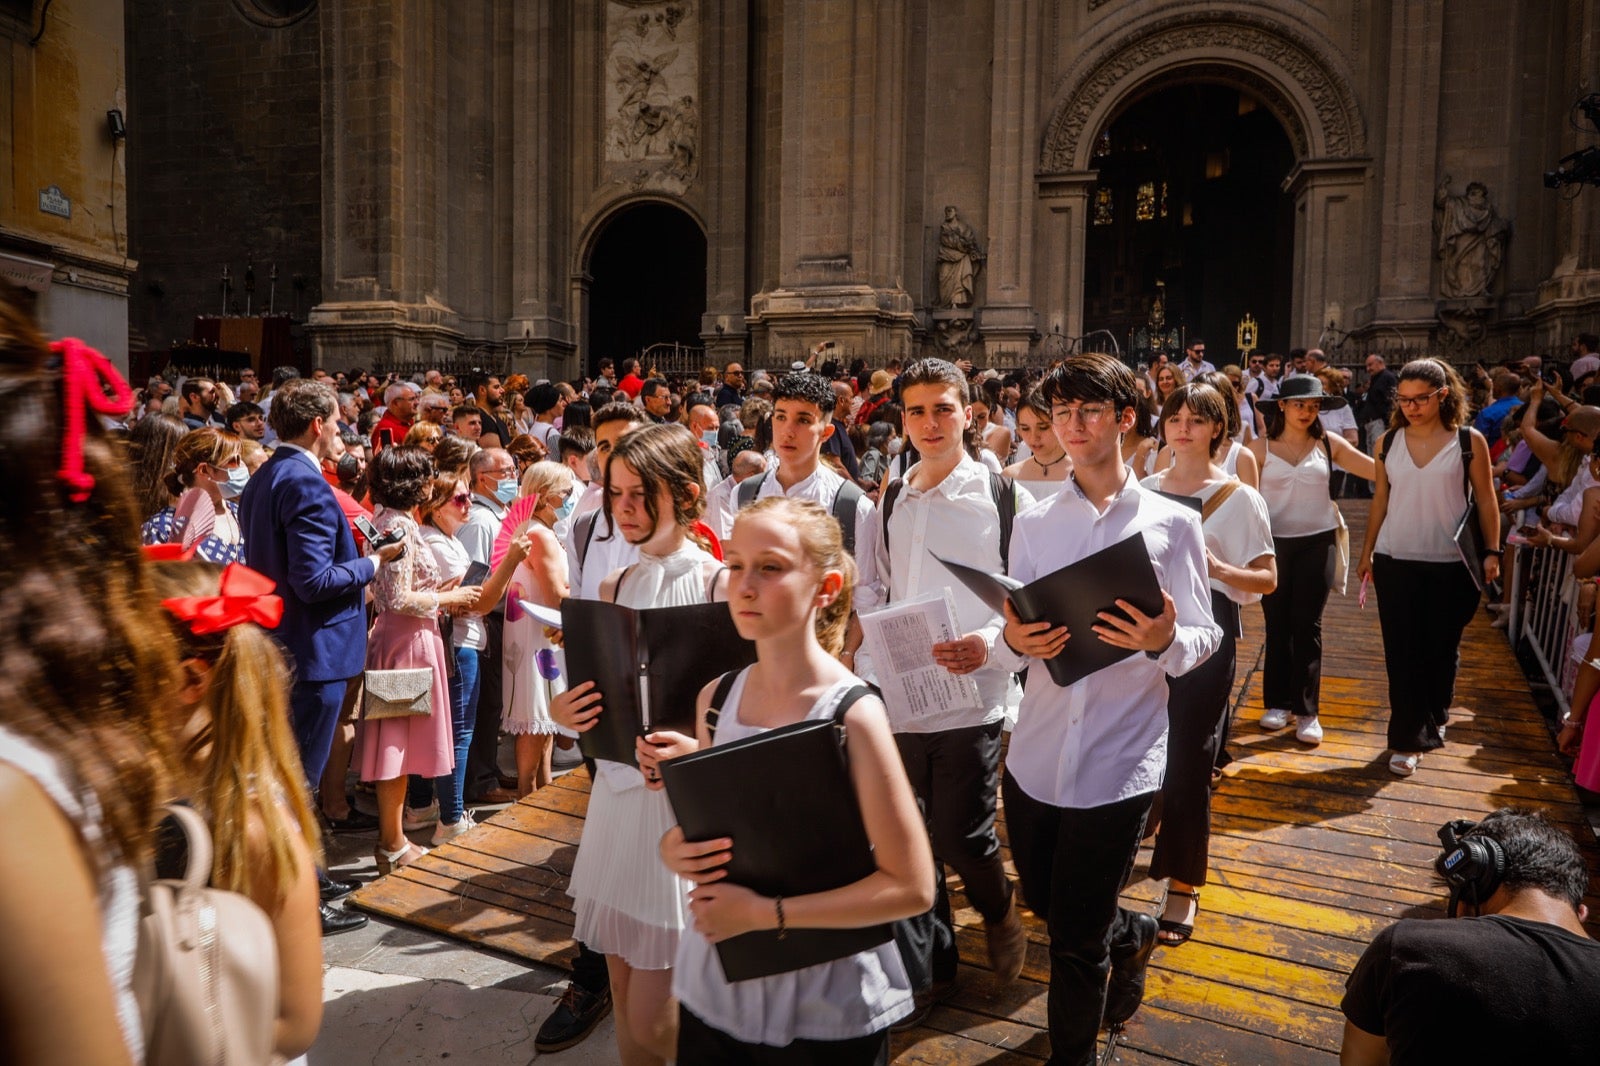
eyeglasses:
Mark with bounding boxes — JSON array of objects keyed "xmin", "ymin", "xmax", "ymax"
[
  {"xmin": 1051, "ymin": 404, "xmax": 1115, "ymax": 427},
  {"xmin": 1397, "ymin": 388, "xmax": 1444, "ymax": 409},
  {"xmin": 450, "ymin": 493, "xmax": 472, "ymax": 507}
]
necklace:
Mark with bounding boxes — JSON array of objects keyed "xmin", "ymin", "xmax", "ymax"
[{"xmin": 1034, "ymin": 453, "xmax": 1065, "ymax": 476}]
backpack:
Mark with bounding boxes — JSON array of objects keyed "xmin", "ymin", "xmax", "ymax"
[
  {"xmin": 133, "ymin": 804, "xmax": 281, "ymax": 1066},
  {"xmin": 703, "ymin": 669, "xmax": 871, "ymax": 746},
  {"xmin": 736, "ymin": 472, "xmax": 866, "ymax": 554},
  {"xmin": 879, "ymin": 471, "xmax": 1018, "ymax": 573}
]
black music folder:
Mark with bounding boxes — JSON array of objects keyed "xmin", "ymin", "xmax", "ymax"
[
  {"xmin": 934, "ymin": 531, "xmax": 1165, "ymax": 687},
  {"xmin": 561, "ymin": 599, "xmax": 758, "ymax": 767},
  {"xmin": 660, "ymin": 715, "xmax": 891, "ymax": 982}
]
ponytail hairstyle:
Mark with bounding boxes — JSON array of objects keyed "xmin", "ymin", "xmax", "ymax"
[
  {"xmin": 1392, "ymin": 358, "xmax": 1471, "ymax": 431},
  {"xmin": 164, "ymin": 426, "xmax": 243, "ymax": 496},
  {"xmin": 150, "ymin": 561, "xmax": 323, "ymax": 900},
  {"xmin": 604, "ymin": 422, "xmax": 709, "ymax": 550},
  {"xmin": 734, "ymin": 497, "xmax": 857, "ymax": 656}
]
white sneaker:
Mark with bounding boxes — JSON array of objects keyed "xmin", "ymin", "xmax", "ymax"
[
  {"xmin": 402, "ymin": 801, "xmax": 439, "ymax": 831},
  {"xmin": 1259, "ymin": 708, "xmax": 1291, "ymax": 730},
  {"xmin": 431, "ymin": 810, "xmax": 476, "ymax": 846},
  {"xmin": 1389, "ymin": 753, "xmax": 1420, "ymax": 776},
  {"xmin": 1294, "ymin": 716, "xmax": 1323, "ymax": 745}
]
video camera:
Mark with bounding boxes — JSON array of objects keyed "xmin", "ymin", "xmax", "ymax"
[{"xmin": 1545, "ymin": 94, "xmax": 1600, "ymax": 190}]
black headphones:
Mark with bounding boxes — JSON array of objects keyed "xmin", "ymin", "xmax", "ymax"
[{"xmin": 1435, "ymin": 818, "xmax": 1507, "ymax": 916}]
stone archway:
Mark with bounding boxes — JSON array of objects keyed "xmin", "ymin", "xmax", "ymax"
[{"xmin": 1033, "ymin": 10, "xmax": 1369, "ymax": 350}]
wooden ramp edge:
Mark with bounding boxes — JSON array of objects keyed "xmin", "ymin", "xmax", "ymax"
[{"xmin": 350, "ymin": 501, "xmax": 1600, "ymax": 1065}]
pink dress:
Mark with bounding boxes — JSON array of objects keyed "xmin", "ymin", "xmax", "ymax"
[
  {"xmin": 1577, "ymin": 689, "xmax": 1600, "ymax": 792},
  {"xmin": 356, "ymin": 508, "xmax": 456, "ymax": 781}
]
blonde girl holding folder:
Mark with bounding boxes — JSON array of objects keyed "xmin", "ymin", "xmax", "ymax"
[{"xmin": 649, "ymin": 497, "xmax": 934, "ymax": 1064}]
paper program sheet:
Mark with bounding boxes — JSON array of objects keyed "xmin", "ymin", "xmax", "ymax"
[{"xmin": 859, "ymin": 589, "xmax": 981, "ymax": 727}]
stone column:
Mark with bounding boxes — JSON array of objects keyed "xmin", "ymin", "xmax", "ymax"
[
  {"xmin": 1033, "ymin": 172, "xmax": 1096, "ymax": 348},
  {"xmin": 1366, "ymin": 0, "xmax": 1444, "ymax": 341},
  {"xmin": 700, "ymin": 0, "xmax": 751, "ymax": 365},
  {"xmin": 310, "ymin": 0, "xmax": 462, "ymax": 369},
  {"xmin": 979, "ymin": 0, "xmax": 1042, "ymax": 361},
  {"xmin": 747, "ymin": 0, "xmax": 915, "ymax": 360},
  {"xmin": 1286, "ymin": 161, "xmax": 1370, "ymax": 350}
]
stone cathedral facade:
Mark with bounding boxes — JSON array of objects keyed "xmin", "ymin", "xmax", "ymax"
[{"xmin": 113, "ymin": 1, "xmax": 1600, "ymax": 376}]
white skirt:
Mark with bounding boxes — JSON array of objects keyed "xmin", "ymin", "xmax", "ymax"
[{"xmin": 568, "ymin": 765, "xmax": 689, "ymax": 970}]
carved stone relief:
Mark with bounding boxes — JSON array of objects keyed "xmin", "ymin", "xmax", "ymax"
[
  {"xmin": 1042, "ymin": 11, "xmax": 1366, "ymax": 172},
  {"xmin": 605, "ymin": 1, "xmax": 699, "ymax": 191}
]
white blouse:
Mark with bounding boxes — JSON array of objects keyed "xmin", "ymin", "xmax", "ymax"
[
  {"xmin": 1373, "ymin": 428, "xmax": 1467, "ymax": 563},
  {"xmin": 1258, "ymin": 442, "xmax": 1339, "ymax": 537}
]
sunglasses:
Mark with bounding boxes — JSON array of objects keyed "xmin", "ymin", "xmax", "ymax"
[{"xmin": 450, "ymin": 493, "xmax": 472, "ymax": 507}]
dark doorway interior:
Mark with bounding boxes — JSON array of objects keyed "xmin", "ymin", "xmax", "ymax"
[
  {"xmin": 587, "ymin": 203, "xmax": 706, "ymax": 377},
  {"xmin": 1083, "ymin": 84, "xmax": 1296, "ymax": 362}
]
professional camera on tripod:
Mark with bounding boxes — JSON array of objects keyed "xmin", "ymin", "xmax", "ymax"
[{"xmin": 1544, "ymin": 93, "xmax": 1600, "ymax": 190}]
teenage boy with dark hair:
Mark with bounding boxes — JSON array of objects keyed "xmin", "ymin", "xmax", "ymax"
[
  {"xmin": 565, "ymin": 401, "xmax": 651, "ymax": 598},
  {"xmin": 874, "ymin": 358, "xmax": 1033, "ymax": 1020},
  {"xmin": 1341, "ymin": 807, "xmax": 1600, "ymax": 1064},
  {"xmin": 993, "ymin": 353, "xmax": 1220, "ymax": 1064}
]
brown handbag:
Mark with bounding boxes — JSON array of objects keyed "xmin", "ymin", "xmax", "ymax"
[{"xmin": 132, "ymin": 804, "xmax": 282, "ymax": 1066}]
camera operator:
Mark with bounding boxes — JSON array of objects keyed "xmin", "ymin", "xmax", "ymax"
[{"xmin": 1339, "ymin": 807, "xmax": 1600, "ymax": 1065}]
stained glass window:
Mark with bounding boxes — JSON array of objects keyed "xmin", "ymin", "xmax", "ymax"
[
  {"xmin": 1093, "ymin": 186, "xmax": 1113, "ymax": 225},
  {"xmin": 1158, "ymin": 181, "xmax": 1169, "ymax": 219},
  {"xmin": 1094, "ymin": 129, "xmax": 1112, "ymax": 157},
  {"xmin": 1135, "ymin": 182, "xmax": 1156, "ymax": 222}
]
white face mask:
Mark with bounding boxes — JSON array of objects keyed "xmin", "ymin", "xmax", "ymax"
[{"xmin": 216, "ymin": 464, "xmax": 249, "ymax": 499}]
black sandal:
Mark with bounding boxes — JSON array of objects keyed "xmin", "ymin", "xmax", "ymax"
[{"xmin": 1157, "ymin": 887, "xmax": 1200, "ymax": 946}]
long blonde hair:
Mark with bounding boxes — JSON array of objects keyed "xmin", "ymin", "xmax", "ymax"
[
  {"xmin": 151, "ymin": 561, "xmax": 323, "ymax": 899},
  {"xmin": 734, "ymin": 497, "xmax": 856, "ymax": 656}
]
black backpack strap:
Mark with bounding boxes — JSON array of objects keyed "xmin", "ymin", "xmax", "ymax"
[
  {"xmin": 829, "ymin": 683, "xmax": 875, "ymax": 751},
  {"xmin": 879, "ymin": 477, "xmax": 906, "ymax": 575},
  {"xmin": 990, "ymin": 473, "xmax": 1016, "ymax": 572},
  {"xmin": 1323, "ymin": 436, "xmax": 1336, "ymax": 499},
  {"xmin": 832, "ymin": 480, "xmax": 864, "ymax": 555},
  {"xmin": 736, "ymin": 470, "xmax": 768, "ymax": 509},
  {"xmin": 1378, "ymin": 426, "xmax": 1401, "ymax": 463},
  {"xmin": 1459, "ymin": 427, "xmax": 1474, "ymax": 502},
  {"xmin": 703, "ymin": 670, "xmax": 740, "ymax": 745},
  {"xmin": 573, "ymin": 508, "xmax": 599, "ymax": 570}
]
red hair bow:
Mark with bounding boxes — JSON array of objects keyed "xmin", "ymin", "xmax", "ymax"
[
  {"xmin": 142, "ymin": 544, "xmax": 197, "ymax": 562},
  {"xmin": 52, "ymin": 338, "xmax": 135, "ymax": 503},
  {"xmin": 161, "ymin": 563, "xmax": 284, "ymax": 635}
]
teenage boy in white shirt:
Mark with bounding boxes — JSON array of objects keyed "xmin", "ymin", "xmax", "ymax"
[
  {"xmin": 872, "ymin": 358, "xmax": 1033, "ymax": 1012},
  {"xmin": 994, "ymin": 353, "xmax": 1220, "ymax": 1064}
]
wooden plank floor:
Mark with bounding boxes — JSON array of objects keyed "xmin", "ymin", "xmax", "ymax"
[{"xmin": 350, "ymin": 501, "xmax": 1600, "ymax": 1064}]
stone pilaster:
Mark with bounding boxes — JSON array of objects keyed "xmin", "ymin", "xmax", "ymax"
[
  {"xmin": 1032, "ymin": 172, "xmax": 1096, "ymax": 347},
  {"xmin": 309, "ymin": 0, "xmax": 462, "ymax": 369},
  {"xmin": 700, "ymin": 0, "xmax": 751, "ymax": 362},
  {"xmin": 979, "ymin": 0, "xmax": 1042, "ymax": 359},
  {"xmin": 1286, "ymin": 160, "xmax": 1371, "ymax": 349}
]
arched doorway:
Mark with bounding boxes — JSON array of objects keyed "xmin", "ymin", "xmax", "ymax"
[
  {"xmin": 585, "ymin": 202, "xmax": 706, "ymax": 376},
  {"xmin": 1083, "ymin": 84, "xmax": 1295, "ymax": 359}
]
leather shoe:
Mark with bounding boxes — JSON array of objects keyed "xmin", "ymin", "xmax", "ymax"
[
  {"xmin": 321, "ymin": 805, "xmax": 379, "ymax": 834},
  {"xmin": 535, "ymin": 982, "xmax": 613, "ymax": 1053},
  {"xmin": 319, "ymin": 877, "xmax": 359, "ymax": 902},
  {"xmin": 985, "ymin": 899, "xmax": 1028, "ymax": 983},
  {"xmin": 467, "ymin": 786, "xmax": 520, "ymax": 805},
  {"xmin": 1103, "ymin": 913, "xmax": 1159, "ymax": 1027},
  {"xmin": 320, "ymin": 902, "xmax": 369, "ymax": 937}
]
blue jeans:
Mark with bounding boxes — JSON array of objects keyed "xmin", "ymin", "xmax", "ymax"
[{"xmin": 434, "ymin": 646, "xmax": 481, "ymax": 825}]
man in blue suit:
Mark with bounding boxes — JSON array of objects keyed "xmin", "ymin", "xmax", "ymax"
[{"xmin": 241, "ymin": 379, "xmax": 401, "ymax": 932}]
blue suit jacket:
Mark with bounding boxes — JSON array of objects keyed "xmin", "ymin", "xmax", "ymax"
[{"xmin": 239, "ymin": 447, "xmax": 376, "ymax": 682}]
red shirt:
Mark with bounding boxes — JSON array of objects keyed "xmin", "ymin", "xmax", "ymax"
[
  {"xmin": 617, "ymin": 373, "xmax": 644, "ymax": 399},
  {"xmin": 371, "ymin": 412, "xmax": 412, "ymax": 451}
]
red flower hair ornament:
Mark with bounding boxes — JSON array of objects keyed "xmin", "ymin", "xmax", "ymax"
[
  {"xmin": 161, "ymin": 563, "xmax": 284, "ymax": 634},
  {"xmin": 52, "ymin": 338, "xmax": 135, "ymax": 503}
]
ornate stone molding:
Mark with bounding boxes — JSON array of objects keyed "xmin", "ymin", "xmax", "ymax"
[{"xmin": 1041, "ymin": 9, "xmax": 1366, "ymax": 173}]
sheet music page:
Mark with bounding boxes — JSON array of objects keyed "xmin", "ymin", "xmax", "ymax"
[{"xmin": 858, "ymin": 589, "xmax": 982, "ymax": 728}]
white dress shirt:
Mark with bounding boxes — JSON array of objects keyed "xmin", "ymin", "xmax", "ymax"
[
  {"xmin": 752, "ymin": 461, "xmax": 882, "ymax": 609},
  {"xmin": 990, "ymin": 470, "xmax": 1221, "ymax": 809},
  {"xmin": 565, "ymin": 511, "xmax": 642, "ymax": 600},
  {"xmin": 871, "ymin": 454, "xmax": 1034, "ymax": 732},
  {"xmin": 1179, "ymin": 358, "xmax": 1217, "ymax": 382}
]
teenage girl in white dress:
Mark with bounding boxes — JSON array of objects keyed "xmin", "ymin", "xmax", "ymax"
[
  {"xmin": 649, "ymin": 497, "xmax": 934, "ymax": 1063},
  {"xmin": 551, "ymin": 422, "xmax": 726, "ymax": 1066}
]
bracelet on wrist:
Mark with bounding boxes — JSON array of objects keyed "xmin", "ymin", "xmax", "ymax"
[{"xmin": 774, "ymin": 895, "xmax": 787, "ymax": 940}]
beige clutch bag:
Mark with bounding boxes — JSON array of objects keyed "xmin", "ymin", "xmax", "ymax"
[{"xmin": 363, "ymin": 667, "xmax": 434, "ymax": 719}]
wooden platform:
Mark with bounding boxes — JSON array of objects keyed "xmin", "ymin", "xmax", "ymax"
[{"xmin": 350, "ymin": 501, "xmax": 1600, "ymax": 1063}]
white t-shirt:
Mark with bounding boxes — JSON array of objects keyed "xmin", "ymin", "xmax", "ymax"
[
  {"xmin": 1143, "ymin": 474, "xmax": 1276, "ymax": 605},
  {"xmin": 1319, "ymin": 405, "xmax": 1359, "ymax": 439}
]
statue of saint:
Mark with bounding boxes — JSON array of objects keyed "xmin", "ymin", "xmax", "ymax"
[
  {"xmin": 936, "ymin": 206, "xmax": 985, "ymax": 308},
  {"xmin": 1434, "ymin": 177, "xmax": 1509, "ymax": 299}
]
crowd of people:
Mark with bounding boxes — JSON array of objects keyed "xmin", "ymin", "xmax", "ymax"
[{"xmin": 2, "ymin": 269, "xmax": 1599, "ymax": 1066}]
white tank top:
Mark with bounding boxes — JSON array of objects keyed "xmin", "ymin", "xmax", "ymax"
[
  {"xmin": 671, "ymin": 668, "xmax": 913, "ymax": 1044},
  {"xmin": 1374, "ymin": 428, "xmax": 1467, "ymax": 562},
  {"xmin": 1259, "ymin": 440, "xmax": 1339, "ymax": 536},
  {"xmin": 1222, "ymin": 439, "xmax": 1242, "ymax": 477}
]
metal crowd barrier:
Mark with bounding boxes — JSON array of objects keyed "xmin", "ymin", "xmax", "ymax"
[{"xmin": 1510, "ymin": 543, "xmax": 1580, "ymax": 718}]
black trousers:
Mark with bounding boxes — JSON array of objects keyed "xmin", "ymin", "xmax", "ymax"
[
  {"xmin": 890, "ymin": 722, "xmax": 1011, "ymax": 990},
  {"xmin": 677, "ymin": 1006, "xmax": 888, "ymax": 1065},
  {"xmin": 1003, "ymin": 775, "xmax": 1152, "ymax": 1066},
  {"xmin": 464, "ymin": 612, "xmax": 506, "ymax": 797},
  {"xmin": 1149, "ymin": 593, "xmax": 1239, "ymax": 887},
  {"xmin": 1260, "ymin": 529, "xmax": 1337, "ymax": 719},
  {"xmin": 1372, "ymin": 554, "xmax": 1482, "ymax": 753}
]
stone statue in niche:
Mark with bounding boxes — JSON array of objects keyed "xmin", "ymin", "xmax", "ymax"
[
  {"xmin": 936, "ymin": 206, "xmax": 985, "ymax": 308},
  {"xmin": 1433, "ymin": 176, "xmax": 1509, "ymax": 299},
  {"xmin": 933, "ymin": 315, "xmax": 978, "ymax": 356}
]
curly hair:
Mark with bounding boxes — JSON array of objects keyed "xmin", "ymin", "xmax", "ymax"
[
  {"xmin": 368, "ymin": 444, "xmax": 436, "ymax": 509},
  {"xmin": 772, "ymin": 371, "xmax": 837, "ymax": 414}
]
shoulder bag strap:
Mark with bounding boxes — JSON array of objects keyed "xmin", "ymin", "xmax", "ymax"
[
  {"xmin": 736, "ymin": 470, "xmax": 768, "ymax": 509},
  {"xmin": 703, "ymin": 670, "xmax": 740, "ymax": 745},
  {"xmin": 831, "ymin": 481, "xmax": 864, "ymax": 555},
  {"xmin": 609, "ymin": 564, "xmax": 633, "ymax": 604},
  {"xmin": 829, "ymin": 683, "xmax": 875, "ymax": 753},
  {"xmin": 1200, "ymin": 479, "xmax": 1242, "ymax": 523},
  {"xmin": 1379, "ymin": 426, "xmax": 1402, "ymax": 464},
  {"xmin": 1459, "ymin": 427, "xmax": 1475, "ymax": 503},
  {"xmin": 1323, "ymin": 436, "xmax": 1337, "ymax": 499},
  {"xmin": 990, "ymin": 473, "xmax": 1016, "ymax": 571}
]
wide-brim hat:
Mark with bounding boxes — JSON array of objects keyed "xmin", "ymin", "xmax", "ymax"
[{"xmin": 1258, "ymin": 374, "xmax": 1347, "ymax": 411}]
